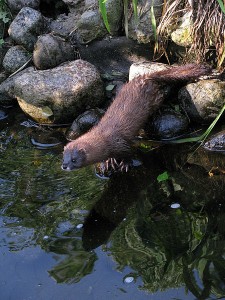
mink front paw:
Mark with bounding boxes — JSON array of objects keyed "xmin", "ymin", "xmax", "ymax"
[{"xmin": 95, "ymin": 158, "xmax": 142, "ymax": 178}]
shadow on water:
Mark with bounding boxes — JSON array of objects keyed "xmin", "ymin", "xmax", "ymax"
[{"xmin": 1, "ymin": 106, "xmax": 225, "ymax": 299}]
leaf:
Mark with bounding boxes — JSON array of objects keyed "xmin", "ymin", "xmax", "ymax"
[
  {"xmin": 174, "ymin": 105, "xmax": 180, "ymax": 112},
  {"xmin": 41, "ymin": 106, "xmax": 54, "ymax": 117},
  {"xmin": 157, "ymin": 171, "xmax": 169, "ymax": 182},
  {"xmin": 111, "ymin": 71, "xmax": 124, "ymax": 76},
  {"xmin": 98, "ymin": 0, "xmax": 111, "ymax": 33},
  {"xmin": 105, "ymin": 84, "xmax": 115, "ymax": 91},
  {"xmin": 0, "ymin": 11, "xmax": 10, "ymax": 23},
  {"xmin": 218, "ymin": 45, "xmax": 225, "ymax": 67}
]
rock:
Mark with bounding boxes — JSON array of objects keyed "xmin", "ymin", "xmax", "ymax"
[
  {"xmin": 128, "ymin": 0, "xmax": 163, "ymax": 43},
  {"xmin": 0, "ymin": 45, "xmax": 8, "ymax": 70},
  {"xmin": 84, "ymin": 0, "xmax": 97, "ymax": 7},
  {"xmin": 3, "ymin": 45, "xmax": 31, "ymax": 74},
  {"xmin": 33, "ymin": 34, "xmax": 75, "ymax": 69},
  {"xmin": 13, "ymin": 60, "xmax": 105, "ymax": 123},
  {"xmin": 0, "ymin": 72, "xmax": 7, "ymax": 84},
  {"xmin": 129, "ymin": 62, "xmax": 170, "ymax": 80},
  {"xmin": 171, "ymin": 12, "xmax": 193, "ymax": 47},
  {"xmin": 0, "ymin": 67, "xmax": 35, "ymax": 105},
  {"xmin": 66, "ymin": 108, "xmax": 104, "ymax": 140},
  {"xmin": 0, "ymin": 77, "xmax": 15, "ymax": 104},
  {"xmin": 179, "ymin": 79, "xmax": 225, "ymax": 123},
  {"xmin": 0, "ymin": 37, "xmax": 15, "ymax": 70},
  {"xmin": 69, "ymin": 0, "xmax": 122, "ymax": 40},
  {"xmin": 0, "ymin": 109, "xmax": 8, "ymax": 120},
  {"xmin": 150, "ymin": 109, "xmax": 189, "ymax": 139},
  {"xmin": 203, "ymin": 130, "xmax": 225, "ymax": 152},
  {"xmin": 50, "ymin": 13, "xmax": 82, "ymax": 37},
  {"xmin": 129, "ymin": 62, "xmax": 171, "ymax": 98},
  {"xmin": 62, "ymin": 0, "xmax": 84, "ymax": 13},
  {"xmin": 7, "ymin": 0, "xmax": 40, "ymax": 14},
  {"xmin": 77, "ymin": 10, "xmax": 107, "ymax": 43},
  {"xmin": 105, "ymin": 0, "xmax": 123, "ymax": 35},
  {"xmin": 8, "ymin": 7, "xmax": 49, "ymax": 51}
]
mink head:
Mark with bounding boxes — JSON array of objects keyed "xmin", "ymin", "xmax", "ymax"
[{"xmin": 61, "ymin": 147, "xmax": 86, "ymax": 171}]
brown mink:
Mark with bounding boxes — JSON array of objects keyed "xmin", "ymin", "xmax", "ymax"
[{"xmin": 62, "ymin": 64, "xmax": 211, "ymax": 171}]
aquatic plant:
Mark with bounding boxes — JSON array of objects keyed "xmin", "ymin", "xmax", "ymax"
[
  {"xmin": 110, "ymin": 196, "xmax": 225, "ymax": 299},
  {"xmin": 0, "ymin": 0, "xmax": 11, "ymax": 46}
]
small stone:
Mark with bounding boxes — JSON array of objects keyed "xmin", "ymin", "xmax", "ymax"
[
  {"xmin": 170, "ymin": 203, "xmax": 180, "ymax": 209},
  {"xmin": 3, "ymin": 45, "xmax": 31, "ymax": 74},
  {"xmin": 33, "ymin": 34, "xmax": 75, "ymax": 69},
  {"xmin": 124, "ymin": 276, "xmax": 134, "ymax": 283},
  {"xmin": 150, "ymin": 109, "xmax": 189, "ymax": 139},
  {"xmin": 0, "ymin": 109, "xmax": 8, "ymax": 120},
  {"xmin": 76, "ymin": 224, "xmax": 83, "ymax": 229}
]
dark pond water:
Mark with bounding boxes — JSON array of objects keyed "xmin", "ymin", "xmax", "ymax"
[{"xmin": 1, "ymin": 106, "xmax": 225, "ymax": 300}]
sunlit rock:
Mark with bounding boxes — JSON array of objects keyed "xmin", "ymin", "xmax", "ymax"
[
  {"xmin": 13, "ymin": 59, "xmax": 105, "ymax": 123},
  {"xmin": 179, "ymin": 79, "xmax": 225, "ymax": 123}
]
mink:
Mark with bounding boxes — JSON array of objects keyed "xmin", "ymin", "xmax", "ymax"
[{"xmin": 62, "ymin": 64, "xmax": 211, "ymax": 171}]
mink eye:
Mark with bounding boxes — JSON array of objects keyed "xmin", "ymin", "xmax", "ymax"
[{"xmin": 72, "ymin": 158, "xmax": 76, "ymax": 163}]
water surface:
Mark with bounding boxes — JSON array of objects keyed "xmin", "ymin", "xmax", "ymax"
[{"xmin": 1, "ymin": 107, "xmax": 225, "ymax": 300}]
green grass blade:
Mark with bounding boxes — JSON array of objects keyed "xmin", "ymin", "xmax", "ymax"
[
  {"xmin": 124, "ymin": 0, "xmax": 129, "ymax": 37},
  {"xmin": 218, "ymin": 45, "xmax": 225, "ymax": 67},
  {"xmin": 132, "ymin": 0, "xmax": 138, "ymax": 21},
  {"xmin": 150, "ymin": 1, "xmax": 158, "ymax": 51},
  {"xmin": 216, "ymin": 0, "xmax": 225, "ymax": 14},
  {"xmin": 170, "ymin": 103, "xmax": 225, "ymax": 144},
  {"xmin": 200, "ymin": 103, "xmax": 225, "ymax": 141},
  {"xmin": 98, "ymin": 0, "xmax": 111, "ymax": 33}
]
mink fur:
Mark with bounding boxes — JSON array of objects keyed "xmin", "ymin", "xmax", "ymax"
[{"xmin": 62, "ymin": 64, "xmax": 211, "ymax": 171}]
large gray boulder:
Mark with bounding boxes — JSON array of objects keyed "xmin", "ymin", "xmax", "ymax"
[
  {"xmin": 0, "ymin": 67, "xmax": 35, "ymax": 104},
  {"xmin": 13, "ymin": 60, "xmax": 105, "ymax": 124}
]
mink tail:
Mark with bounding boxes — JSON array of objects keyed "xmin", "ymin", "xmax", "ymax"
[{"xmin": 147, "ymin": 63, "xmax": 212, "ymax": 84}]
